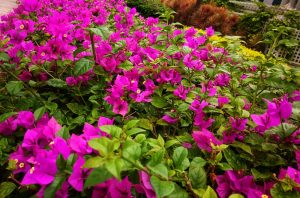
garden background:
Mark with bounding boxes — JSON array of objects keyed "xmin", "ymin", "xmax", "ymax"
[{"xmin": 0, "ymin": 0, "xmax": 299, "ymax": 198}]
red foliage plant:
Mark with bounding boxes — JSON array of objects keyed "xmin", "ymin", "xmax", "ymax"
[{"xmin": 161, "ymin": 1, "xmax": 240, "ymax": 35}]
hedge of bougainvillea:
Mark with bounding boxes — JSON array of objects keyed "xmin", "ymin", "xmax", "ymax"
[{"xmin": 0, "ymin": 0, "xmax": 300, "ymax": 197}]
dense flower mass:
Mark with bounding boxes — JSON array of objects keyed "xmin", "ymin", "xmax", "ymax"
[{"xmin": 0, "ymin": 0, "xmax": 299, "ymax": 197}]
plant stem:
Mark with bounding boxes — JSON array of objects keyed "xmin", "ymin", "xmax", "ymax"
[
  {"xmin": 89, "ymin": 31, "xmax": 97, "ymax": 62},
  {"xmin": 77, "ymin": 86, "xmax": 87, "ymax": 106},
  {"xmin": 0, "ymin": 65, "xmax": 45, "ymax": 105}
]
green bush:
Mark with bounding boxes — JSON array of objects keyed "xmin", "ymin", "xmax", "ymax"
[{"xmin": 126, "ymin": 0, "xmax": 166, "ymax": 18}]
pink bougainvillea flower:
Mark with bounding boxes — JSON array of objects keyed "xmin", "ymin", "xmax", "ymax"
[
  {"xmin": 290, "ymin": 90, "xmax": 300, "ymax": 102},
  {"xmin": 0, "ymin": 117, "xmax": 17, "ymax": 136},
  {"xmin": 69, "ymin": 134, "xmax": 92, "ymax": 155},
  {"xmin": 130, "ymin": 90, "xmax": 153, "ymax": 103},
  {"xmin": 50, "ymin": 137, "xmax": 70, "ymax": 160},
  {"xmin": 216, "ymin": 170, "xmax": 256, "ymax": 198},
  {"xmin": 193, "ymin": 113, "xmax": 214, "ymax": 130},
  {"xmin": 285, "ymin": 129, "xmax": 300, "ymax": 144},
  {"xmin": 135, "ymin": 171, "xmax": 156, "ymax": 198},
  {"xmin": 182, "ymin": 142, "xmax": 193, "ymax": 149},
  {"xmin": 278, "ymin": 167, "xmax": 300, "ymax": 191},
  {"xmin": 37, "ymin": 181, "xmax": 69, "ymax": 198},
  {"xmin": 35, "ymin": 72, "xmax": 48, "ymax": 81},
  {"xmin": 201, "ymin": 81, "xmax": 216, "ymax": 97},
  {"xmin": 251, "ymin": 112, "xmax": 280, "ymax": 133},
  {"xmin": 112, "ymin": 99, "xmax": 129, "ymax": 117},
  {"xmin": 68, "ymin": 157, "xmax": 90, "ymax": 192},
  {"xmin": 21, "ymin": 151, "xmax": 57, "ymax": 185},
  {"xmin": 159, "ymin": 69, "xmax": 181, "ymax": 85},
  {"xmin": 66, "ymin": 77, "xmax": 78, "ymax": 86},
  {"xmin": 214, "ymin": 73, "xmax": 231, "ymax": 87},
  {"xmin": 265, "ymin": 96, "xmax": 292, "ymax": 120},
  {"xmin": 183, "ymin": 54, "xmax": 205, "ymax": 70},
  {"xmin": 92, "ymin": 177, "xmax": 132, "ymax": 198},
  {"xmin": 174, "ymin": 84, "xmax": 189, "ymax": 100},
  {"xmin": 100, "ymin": 57, "xmax": 118, "ymax": 72},
  {"xmin": 18, "ymin": 70, "xmax": 32, "ymax": 82},
  {"xmin": 98, "ymin": 116, "xmax": 114, "ymax": 127},
  {"xmin": 192, "ymin": 129, "xmax": 221, "ymax": 152},
  {"xmin": 83, "ymin": 123, "xmax": 101, "ymax": 140},
  {"xmin": 13, "ymin": 19, "xmax": 35, "ymax": 33},
  {"xmin": 42, "ymin": 117, "xmax": 62, "ymax": 141},
  {"xmin": 185, "ymin": 36, "xmax": 206, "ymax": 49},
  {"xmin": 189, "ymin": 99, "xmax": 209, "ymax": 112},
  {"xmin": 240, "ymin": 74, "xmax": 248, "ymax": 80},
  {"xmin": 7, "ymin": 30, "xmax": 27, "ymax": 44},
  {"xmin": 185, "ymin": 27, "xmax": 197, "ymax": 38},
  {"xmin": 162, "ymin": 114, "xmax": 178, "ymax": 124},
  {"xmin": 243, "ymin": 99, "xmax": 252, "ymax": 110},
  {"xmin": 22, "ymin": 128, "xmax": 44, "ymax": 151},
  {"xmin": 21, "ymin": 0, "xmax": 41, "ymax": 12},
  {"xmin": 246, "ymin": 182, "xmax": 274, "ymax": 198},
  {"xmin": 218, "ymin": 95, "xmax": 230, "ymax": 108},
  {"xmin": 15, "ymin": 111, "xmax": 35, "ymax": 129},
  {"xmin": 9, "ymin": 147, "xmax": 31, "ymax": 174},
  {"xmin": 230, "ymin": 117, "xmax": 248, "ymax": 131},
  {"xmin": 205, "ymin": 26, "xmax": 215, "ymax": 37}
]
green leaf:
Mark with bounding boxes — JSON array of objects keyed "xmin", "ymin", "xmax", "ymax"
[
  {"xmin": 0, "ymin": 112, "xmax": 17, "ymax": 122},
  {"xmin": 88, "ymin": 137, "xmax": 116, "ymax": 156},
  {"xmin": 0, "ymin": 182, "xmax": 16, "ymax": 198},
  {"xmin": 105, "ymin": 157, "xmax": 124, "ymax": 180},
  {"xmin": 150, "ymin": 176, "xmax": 175, "ymax": 198},
  {"xmin": 223, "ymin": 148, "xmax": 247, "ymax": 170},
  {"xmin": 271, "ymin": 183, "xmax": 300, "ymax": 198},
  {"xmin": 119, "ymin": 60, "xmax": 134, "ymax": 70},
  {"xmin": 231, "ymin": 142, "xmax": 253, "ymax": 155},
  {"xmin": 89, "ymin": 26, "xmax": 111, "ymax": 40},
  {"xmin": 138, "ymin": 119, "xmax": 153, "ymax": 131},
  {"xmin": 34, "ymin": 106, "xmax": 46, "ymax": 121},
  {"xmin": 47, "ymin": 79, "xmax": 67, "ymax": 88},
  {"xmin": 244, "ymin": 133, "xmax": 264, "ymax": 145},
  {"xmin": 84, "ymin": 156, "xmax": 105, "ymax": 168},
  {"xmin": 66, "ymin": 103, "xmax": 86, "ymax": 115},
  {"xmin": 125, "ymin": 119, "xmax": 140, "ymax": 129},
  {"xmin": 148, "ymin": 150, "xmax": 165, "ymax": 166},
  {"xmin": 202, "ymin": 186, "xmax": 218, "ymax": 198},
  {"xmin": 74, "ymin": 58, "xmax": 94, "ymax": 76},
  {"xmin": 251, "ymin": 168, "xmax": 273, "ymax": 180},
  {"xmin": 149, "ymin": 163, "xmax": 168, "ymax": 179},
  {"xmin": 166, "ymin": 44, "xmax": 179, "ymax": 55},
  {"xmin": 0, "ymin": 52, "xmax": 10, "ymax": 61},
  {"xmin": 261, "ymin": 143, "xmax": 278, "ymax": 152},
  {"xmin": 126, "ymin": 128, "xmax": 146, "ymax": 136},
  {"xmin": 44, "ymin": 175, "xmax": 66, "ymax": 198},
  {"xmin": 165, "ymin": 139, "xmax": 180, "ymax": 148},
  {"xmin": 151, "ymin": 96, "xmax": 168, "ymax": 108},
  {"xmin": 172, "ymin": 147, "xmax": 190, "ymax": 171},
  {"xmin": 57, "ymin": 126, "xmax": 70, "ymax": 139},
  {"xmin": 182, "ymin": 46, "xmax": 192, "ymax": 54},
  {"xmin": 229, "ymin": 194, "xmax": 245, "ymax": 198},
  {"xmin": 189, "ymin": 157, "xmax": 207, "ymax": 188},
  {"xmin": 85, "ymin": 166, "xmax": 113, "ymax": 188},
  {"xmin": 6, "ymin": 81, "xmax": 23, "ymax": 95},
  {"xmin": 122, "ymin": 140, "xmax": 141, "ymax": 162},
  {"xmin": 166, "ymin": 183, "xmax": 189, "ymax": 198},
  {"xmin": 100, "ymin": 125, "xmax": 122, "ymax": 138}
]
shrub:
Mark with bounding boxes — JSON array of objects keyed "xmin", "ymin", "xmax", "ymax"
[
  {"xmin": 161, "ymin": 1, "xmax": 240, "ymax": 35},
  {"xmin": 0, "ymin": 0, "xmax": 299, "ymax": 197},
  {"xmin": 126, "ymin": 0, "xmax": 166, "ymax": 18}
]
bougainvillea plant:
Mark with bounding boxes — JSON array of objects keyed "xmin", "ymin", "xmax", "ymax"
[{"xmin": 0, "ymin": 0, "xmax": 299, "ymax": 197}]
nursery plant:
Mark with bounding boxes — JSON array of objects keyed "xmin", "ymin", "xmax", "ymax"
[{"xmin": 0, "ymin": 0, "xmax": 299, "ymax": 198}]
